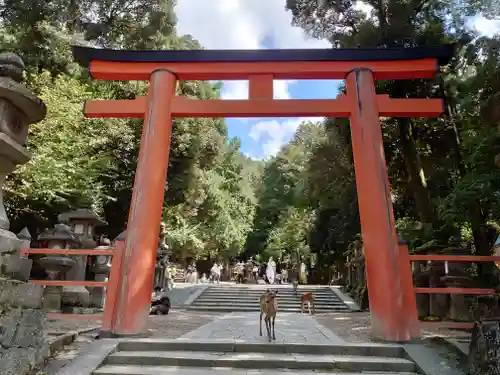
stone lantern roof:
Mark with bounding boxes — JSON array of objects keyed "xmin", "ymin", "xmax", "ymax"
[
  {"xmin": 38, "ymin": 223, "xmax": 77, "ymax": 242},
  {"xmin": 0, "ymin": 52, "xmax": 47, "ymax": 124},
  {"xmin": 17, "ymin": 227, "xmax": 31, "ymax": 240},
  {"xmin": 58, "ymin": 209, "xmax": 107, "ymax": 226}
]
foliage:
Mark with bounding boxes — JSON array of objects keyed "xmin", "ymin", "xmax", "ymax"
[
  {"xmin": 1, "ymin": 0, "xmax": 259, "ymax": 261},
  {"xmin": 2, "ymin": 0, "xmax": 500, "ymax": 280},
  {"xmin": 273, "ymin": 0, "xmax": 500, "ymax": 268}
]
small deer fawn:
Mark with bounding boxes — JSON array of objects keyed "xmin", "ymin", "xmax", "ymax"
[
  {"xmin": 301, "ymin": 291, "xmax": 315, "ymax": 315},
  {"xmin": 259, "ymin": 289, "xmax": 278, "ymax": 341}
]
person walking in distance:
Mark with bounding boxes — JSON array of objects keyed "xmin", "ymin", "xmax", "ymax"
[
  {"xmin": 210, "ymin": 261, "xmax": 222, "ymax": 284},
  {"xmin": 236, "ymin": 261, "xmax": 245, "ymax": 284},
  {"xmin": 299, "ymin": 261, "xmax": 307, "ymax": 284},
  {"xmin": 252, "ymin": 264, "xmax": 259, "ymax": 283},
  {"xmin": 266, "ymin": 257, "xmax": 276, "ymax": 284}
]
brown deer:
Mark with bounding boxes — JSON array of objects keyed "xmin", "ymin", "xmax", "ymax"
[
  {"xmin": 300, "ymin": 291, "xmax": 316, "ymax": 315},
  {"xmin": 259, "ymin": 289, "xmax": 278, "ymax": 341}
]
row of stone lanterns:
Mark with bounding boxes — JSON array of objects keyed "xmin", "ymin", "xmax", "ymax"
[{"xmin": 22, "ymin": 209, "xmax": 112, "ymax": 312}]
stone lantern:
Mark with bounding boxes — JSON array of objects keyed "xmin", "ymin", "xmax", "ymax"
[
  {"xmin": 0, "ymin": 52, "xmax": 45, "ymax": 273},
  {"xmin": 153, "ymin": 222, "xmax": 172, "ymax": 288},
  {"xmin": 440, "ymin": 236, "xmax": 472, "ymax": 321},
  {"xmin": 58, "ymin": 208, "xmax": 107, "ymax": 247},
  {"xmin": 17, "ymin": 227, "xmax": 32, "ymax": 250},
  {"xmin": 57, "ymin": 209, "xmax": 107, "ymax": 308},
  {"xmin": 0, "ymin": 52, "xmax": 53, "ymax": 374},
  {"xmin": 90, "ymin": 237, "xmax": 112, "ymax": 308},
  {"xmin": 1, "ymin": 227, "xmax": 34, "ymax": 282},
  {"xmin": 37, "ymin": 223, "xmax": 77, "ymax": 312}
]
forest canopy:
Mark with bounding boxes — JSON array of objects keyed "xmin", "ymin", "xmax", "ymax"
[{"xmin": 1, "ymin": 0, "xmax": 500, "ymax": 276}]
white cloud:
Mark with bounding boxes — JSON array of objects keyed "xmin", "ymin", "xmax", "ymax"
[
  {"xmin": 467, "ymin": 14, "xmax": 500, "ymax": 37},
  {"xmin": 249, "ymin": 117, "xmax": 324, "ymax": 158},
  {"xmin": 221, "ymin": 80, "xmax": 294, "ymax": 100},
  {"xmin": 175, "ymin": 0, "xmax": 331, "ymax": 158},
  {"xmin": 175, "ymin": 0, "xmax": 500, "ymax": 158},
  {"xmin": 175, "ymin": 0, "xmax": 331, "ymax": 51}
]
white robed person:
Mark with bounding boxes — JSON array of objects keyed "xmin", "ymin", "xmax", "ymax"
[{"xmin": 266, "ymin": 257, "xmax": 277, "ymax": 284}]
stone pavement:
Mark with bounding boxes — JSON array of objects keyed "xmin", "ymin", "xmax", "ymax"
[
  {"xmin": 37, "ymin": 311, "xmax": 220, "ymax": 375},
  {"xmin": 96, "ymin": 312, "xmax": 419, "ymax": 374},
  {"xmin": 43, "ymin": 310, "xmax": 468, "ymax": 375},
  {"xmin": 177, "ymin": 311, "xmax": 344, "ymax": 344}
]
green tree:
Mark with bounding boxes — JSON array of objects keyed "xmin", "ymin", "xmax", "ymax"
[
  {"xmin": 1, "ymin": 0, "xmax": 261, "ymax": 262},
  {"xmin": 285, "ymin": 0, "xmax": 500, "ymax": 258}
]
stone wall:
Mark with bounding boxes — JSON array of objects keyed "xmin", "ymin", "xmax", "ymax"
[{"xmin": 0, "ymin": 278, "xmax": 47, "ymax": 375}]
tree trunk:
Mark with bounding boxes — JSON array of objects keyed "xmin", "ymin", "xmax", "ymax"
[
  {"xmin": 398, "ymin": 117, "xmax": 439, "ymax": 226},
  {"xmin": 446, "ymin": 90, "xmax": 492, "ymax": 260}
]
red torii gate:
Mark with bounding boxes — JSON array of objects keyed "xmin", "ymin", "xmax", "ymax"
[{"xmin": 73, "ymin": 44, "xmax": 454, "ymax": 341}]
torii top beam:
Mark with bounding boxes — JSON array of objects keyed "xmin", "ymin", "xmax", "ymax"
[{"xmin": 72, "ymin": 44, "xmax": 454, "ymax": 81}]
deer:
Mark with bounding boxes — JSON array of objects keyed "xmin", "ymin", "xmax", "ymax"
[
  {"xmin": 300, "ymin": 291, "xmax": 316, "ymax": 315},
  {"xmin": 259, "ymin": 289, "xmax": 278, "ymax": 341}
]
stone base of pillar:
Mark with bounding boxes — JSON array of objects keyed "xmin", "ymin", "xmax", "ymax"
[
  {"xmin": 61, "ymin": 285, "xmax": 91, "ymax": 307},
  {"xmin": 43, "ymin": 285, "xmax": 63, "ymax": 312},
  {"xmin": 90, "ymin": 288, "xmax": 106, "ymax": 308},
  {"xmin": 90, "ymin": 273, "xmax": 108, "ymax": 308}
]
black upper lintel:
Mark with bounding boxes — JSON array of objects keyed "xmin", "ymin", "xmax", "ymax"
[{"xmin": 72, "ymin": 44, "xmax": 454, "ymax": 68}]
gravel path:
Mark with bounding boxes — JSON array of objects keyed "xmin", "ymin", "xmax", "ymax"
[
  {"xmin": 37, "ymin": 310, "xmax": 221, "ymax": 375},
  {"xmin": 314, "ymin": 312, "xmax": 471, "ymax": 342},
  {"xmin": 148, "ymin": 310, "xmax": 220, "ymax": 338},
  {"xmin": 44, "ymin": 318, "xmax": 101, "ymax": 334}
]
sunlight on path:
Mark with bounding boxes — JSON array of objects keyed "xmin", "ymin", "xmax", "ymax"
[{"xmin": 177, "ymin": 312, "xmax": 344, "ymax": 345}]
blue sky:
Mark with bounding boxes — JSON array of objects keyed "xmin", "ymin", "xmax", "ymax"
[
  {"xmin": 175, "ymin": 0, "xmax": 500, "ymax": 159},
  {"xmin": 226, "ymin": 78, "xmax": 340, "ymax": 158},
  {"xmin": 218, "ymin": 15, "xmax": 341, "ymax": 159}
]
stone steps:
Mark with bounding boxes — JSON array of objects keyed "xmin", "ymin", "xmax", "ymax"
[
  {"xmin": 116, "ymin": 340, "xmax": 405, "ymax": 356},
  {"xmin": 194, "ymin": 296, "xmax": 345, "ymax": 303},
  {"xmin": 190, "ymin": 300, "xmax": 347, "ymax": 306},
  {"xmin": 200, "ymin": 292, "xmax": 338, "ymax": 299},
  {"xmin": 188, "ymin": 285, "xmax": 350, "ymax": 313},
  {"xmin": 186, "ymin": 306, "xmax": 349, "ymax": 312},
  {"xmin": 94, "ymin": 340, "xmax": 418, "ymax": 374},
  {"xmin": 95, "ymin": 367, "xmax": 418, "ymax": 375}
]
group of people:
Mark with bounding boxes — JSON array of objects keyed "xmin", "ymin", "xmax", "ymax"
[
  {"xmin": 233, "ymin": 257, "xmax": 308, "ymax": 285},
  {"xmin": 170, "ymin": 257, "xmax": 309, "ymax": 285}
]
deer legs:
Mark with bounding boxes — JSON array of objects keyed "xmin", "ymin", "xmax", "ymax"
[
  {"xmin": 259, "ymin": 311, "xmax": 263, "ymax": 336},
  {"xmin": 259, "ymin": 289, "xmax": 278, "ymax": 342},
  {"xmin": 264, "ymin": 315, "xmax": 276, "ymax": 341},
  {"xmin": 271, "ymin": 315, "xmax": 276, "ymax": 340}
]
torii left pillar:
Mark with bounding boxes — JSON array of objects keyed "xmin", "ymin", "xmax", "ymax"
[{"xmin": 101, "ymin": 69, "xmax": 176, "ymax": 336}]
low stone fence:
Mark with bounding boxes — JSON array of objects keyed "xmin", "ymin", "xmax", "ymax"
[{"xmin": 0, "ymin": 278, "xmax": 46, "ymax": 375}]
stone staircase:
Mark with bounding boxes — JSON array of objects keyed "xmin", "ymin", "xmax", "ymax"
[
  {"xmin": 187, "ymin": 284, "xmax": 352, "ymax": 313},
  {"xmin": 93, "ymin": 340, "xmax": 420, "ymax": 375}
]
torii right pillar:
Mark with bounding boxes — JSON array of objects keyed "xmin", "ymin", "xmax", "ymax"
[{"xmin": 346, "ymin": 67, "xmax": 420, "ymax": 342}]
